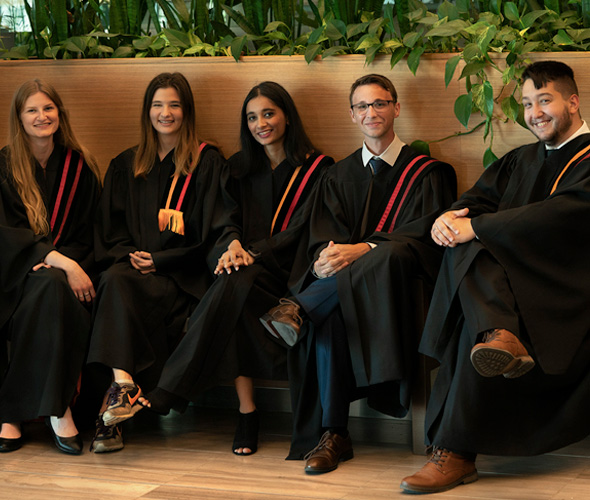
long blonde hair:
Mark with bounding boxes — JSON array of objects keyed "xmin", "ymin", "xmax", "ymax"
[
  {"xmin": 7, "ymin": 79, "xmax": 99, "ymax": 235},
  {"xmin": 134, "ymin": 72, "xmax": 201, "ymax": 178}
]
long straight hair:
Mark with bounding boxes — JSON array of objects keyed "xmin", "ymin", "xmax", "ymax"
[
  {"xmin": 7, "ymin": 79, "xmax": 99, "ymax": 235},
  {"xmin": 237, "ymin": 81, "xmax": 316, "ymax": 177},
  {"xmin": 134, "ymin": 72, "xmax": 201, "ymax": 178}
]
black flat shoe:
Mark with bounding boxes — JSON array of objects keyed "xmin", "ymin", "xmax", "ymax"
[
  {"xmin": 45, "ymin": 418, "xmax": 83, "ymax": 455},
  {"xmin": 0, "ymin": 436, "xmax": 23, "ymax": 453},
  {"xmin": 232, "ymin": 410, "xmax": 259, "ymax": 456}
]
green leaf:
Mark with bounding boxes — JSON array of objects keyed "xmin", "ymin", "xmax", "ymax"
[
  {"xmin": 410, "ymin": 140, "xmax": 431, "ymax": 156},
  {"xmin": 403, "ymin": 31, "xmax": 421, "ymax": 48},
  {"xmin": 454, "ymin": 92, "xmax": 473, "ymax": 128},
  {"xmin": 63, "ymin": 37, "xmax": 88, "ymax": 53},
  {"xmin": 444, "ymin": 54, "xmax": 461, "ymax": 87},
  {"xmin": 305, "ymin": 43, "xmax": 322, "ymax": 63},
  {"xmin": 504, "ymin": 2, "xmax": 520, "ymax": 22},
  {"xmin": 133, "ymin": 37, "xmax": 155, "ymax": 51},
  {"xmin": 322, "ymin": 46, "xmax": 348, "ymax": 58},
  {"xmin": 489, "ymin": 0, "xmax": 501, "ymax": 16},
  {"xmin": 113, "ymin": 46, "xmax": 135, "ymax": 58},
  {"xmin": 230, "ymin": 35, "xmax": 248, "ymax": 61},
  {"xmin": 365, "ymin": 43, "xmax": 384, "ymax": 65},
  {"xmin": 521, "ymin": 10, "xmax": 548, "ymax": 29},
  {"xmin": 389, "ymin": 47, "xmax": 407, "ymax": 68},
  {"xmin": 425, "ymin": 19, "xmax": 469, "ymax": 37},
  {"xmin": 347, "ymin": 22, "xmax": 370, "ymax": 38},
  {"xmin": 460, "ymin": 61, "xmax": 486, "ymax": 79},
  {"xmin": 483, "ymin": 147, "xmax": 499, "ymax": 168},
  {"xmin": 96, "ymin": 45, "xmax": 114, "ymax": 54},
  {"xmin": 325, "ymin": 20, "xmax": 345, "ymax": 40},
  {"xmin": 483, "ymin": 80, "xmax": 494, "ymax": 118},
  {"xmin": 462, "ymin": 43, "xmax": 481, "ymax": 62},
  {"xmin": 356, "ymin": 34, "xmax": 381, "ymax": 51},
  {"xmin": 438, "ymin": 1, "xmax": 460, "ymax": 21},
  {"xmin": 477, "ymin": 25, "xmax": 497, "ymax": 53},
  {"xmin": 308, "ymin": 25, "xmax": 325, "ymax": 44},
  {"xmin": 501, "ymin": 95, "xmax": 519, "ymax": 122},
  {"xmin": 407, "ymin": 46, "xmax": 425, "ymax": 75},
  {"xmin": 163, "ymin": 28, "xmax": 191, "ymax": 48},
  {"xmin": 553, "ymin": 29, "xmax": 574, "ymax": 45},
  {"xmin": 160, "ymin": 46, "xmax": 181, "ymax": 57},
  {"xmin": 43, "ymin": 46, "xmax": 60, "ymax": 59}
]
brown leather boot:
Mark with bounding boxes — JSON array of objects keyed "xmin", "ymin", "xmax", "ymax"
[
  {"xmin": 400, "ymin": 448, "xmax": 477, "ymax": 494},
  {"xmin": 470, "ymin": 328, "xmax": 535, "ymax": 378},
  {"xmin": 260, "ymin": 298, "xmax": 303, "ymax": 348}
]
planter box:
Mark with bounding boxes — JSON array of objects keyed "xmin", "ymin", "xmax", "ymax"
[{"xmin": 1, "ymin": 53, "xmax": 589, "ymax": 194}]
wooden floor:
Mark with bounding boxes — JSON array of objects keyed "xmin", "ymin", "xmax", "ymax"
[{"xmin": 2, "ymin": 407, "xmax": 590, "ymax": 500}]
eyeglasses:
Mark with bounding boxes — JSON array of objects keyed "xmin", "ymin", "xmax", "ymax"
[{"xmin": 350, "ymin": 100, "xmax": 395, "ymax": 114}]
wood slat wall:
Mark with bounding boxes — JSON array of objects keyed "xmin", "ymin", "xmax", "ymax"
[{"xmin": 1, "ymin": 53, "xmax": 589, "ymax": 195}]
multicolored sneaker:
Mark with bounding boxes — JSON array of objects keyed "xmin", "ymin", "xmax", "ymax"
[
  {"xmin": 102, "ymin": 382, "xmax": 144, "ymax": 426},
  {"xmin": 90, "ymin": 419, "xmax": 124, "ymax": 453}
]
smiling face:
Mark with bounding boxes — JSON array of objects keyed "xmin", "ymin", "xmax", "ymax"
[
  {"xmin": 20, "ymin": 91, "xmax": 59, "ymax": 142},
  {"xmin": 349, "ymin": 83, "xmax": 399, "ymax": 151},
  {"xmin": 149, "ymin": 87, "xmax": 184, "ymax": 142},
  {"xmin": 522, "ymin": 79, "xmax": 581, "ymax": 147},
  {"xmin": 245, "ymin": 95, "xmax": 287, "ymax": 150}
]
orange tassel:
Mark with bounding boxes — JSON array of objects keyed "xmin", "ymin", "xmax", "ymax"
[{"xmin": 158, "ymin": 208, "xmax": 185, "ymax": 235}]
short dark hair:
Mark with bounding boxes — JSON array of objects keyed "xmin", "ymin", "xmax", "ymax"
[
  {"xmin": 522, "ymin": 61, "xmax": 579, "ymax": 98},
  {"xmin": 238, "ymin": 81, "xmax": 316, "ymax": 176},
  {"xmin": 349, "ymin": 74, "xmax": 397, "ymax": 105}
]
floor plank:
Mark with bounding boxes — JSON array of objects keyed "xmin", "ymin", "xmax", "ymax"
[{"xmin": 1, "ymin": 407, "xmax": 589, "ymax": 500}]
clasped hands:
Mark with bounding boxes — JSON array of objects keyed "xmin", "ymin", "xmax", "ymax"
[
  {"xmin": 129, "ymin": 250, "xmax": 156, "ymax": 274},
  {"xmin": 214, "ymin": 239, "xmax": 255, "ymax": 275},
  {"xmin": 431, "ymin": 207, "xmax": 476, "ymax": 248},
  {"xmin": 312, "ymin": 241, "xmax": 371, "ymax": 279}
]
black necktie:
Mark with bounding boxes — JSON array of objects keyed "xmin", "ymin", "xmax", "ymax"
[{"xmin": 368, "ymin": 157, "xmax": 387, "ymax": 175}]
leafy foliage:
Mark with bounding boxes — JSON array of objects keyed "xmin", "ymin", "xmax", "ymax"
[{"xmin": 3, "ymin": 0, "xmax": 590, "ymax": 164}]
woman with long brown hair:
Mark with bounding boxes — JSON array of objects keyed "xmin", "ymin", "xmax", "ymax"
[
  {"xmin": 86, "ymin": 72, "xmax": 226, "ymax": 453},
  {"xmin": 0, "ymin": 79, "xmax": 100, "ymax": 454},
  {"xmin": 140, "ymin": 81, "xmax": 334, "ymax": 455}
]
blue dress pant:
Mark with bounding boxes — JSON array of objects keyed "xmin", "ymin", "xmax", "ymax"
[{"xmin": 296, "ymin": 276, "xmax": 355, "ymax": 429}]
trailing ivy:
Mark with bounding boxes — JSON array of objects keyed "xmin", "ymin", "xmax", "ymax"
[{"xmin": 2, "ymin": 0, "xmax": 590, "ymax": 164}]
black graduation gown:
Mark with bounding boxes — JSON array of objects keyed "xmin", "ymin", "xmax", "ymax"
[
  {"xmin": 0, "ymin": 145, "xmax": 100, "ymax": 421},
  {"xmin": 87, "ymin": 145, "xmax": 226, "ymax": 389},
  {"xmin": 153, "ymin": 152, "xmax": 334, "ymax": 403},
  {"xmin": 287, "ymin": 146, "xmax": 457, "ymax": 459},
  {"xmin": 420, "ymin": 134, "xmax": 590, "ymax": 455}
]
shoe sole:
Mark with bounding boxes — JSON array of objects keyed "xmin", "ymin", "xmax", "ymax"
[
  {"xmin": 102, "ymin": 403, "xmax": 144, "ymax": 426},
  {"xmin": 91, "ymin": 441, "xmax": 124, "ymax": 453},
  {"xmin": 260, "ymin": 315, "xmax": 293, "ymax": 348},
  {"xmin": 400, "ymin": 470, "xmax": 478, "ymax": 493},
  {"xmin": 304, "ymin": 449, "xmax": 354, "ymax": 474},
  {"xmin": 470, "ymin": 346, "xmax": 535, "ymax": 378}
]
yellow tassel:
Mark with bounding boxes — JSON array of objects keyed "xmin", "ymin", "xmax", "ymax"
[{"xmin": 158, "ymin": 208, "xmax": 185, "ymax": 235}]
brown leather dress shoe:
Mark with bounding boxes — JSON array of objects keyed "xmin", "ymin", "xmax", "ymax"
[
  {"xmin": 470, "ymin": 328, "xmax": 535, "ymax": 378},
  {"xmin": 400, "ymin": 448, "xmax": 477, "ymax": 494},
  {"xmin": 304, "ymin": 430, "xmax": 353, "ymax": 474},
  {"xmin": 260, "ymin": 298, "xmax": 303, "ymax": 348}
]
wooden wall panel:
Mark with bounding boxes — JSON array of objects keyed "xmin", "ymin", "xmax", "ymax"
[{"xmin": 1, "ymin": 53, "xmax": 589, "ymax": 195}]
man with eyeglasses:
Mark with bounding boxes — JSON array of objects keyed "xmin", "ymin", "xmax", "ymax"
[{"xmin": 261, "ymin": 74, "xmax": 457, "ymax": 473}]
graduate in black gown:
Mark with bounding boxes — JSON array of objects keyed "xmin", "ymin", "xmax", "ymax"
[
  {"xmin": 401, "ymin": 61, "xmax": 590, "ymax": 494},
  {"xmin": 136, "ymin": 82, "xmax": 334, "ymax": 455},
  {"xmin": 0, "ymin": 79, "xmax": 100, "ymax": 454},
  {"xmin": 262, "ymin": 74, "xmax": 457, "ymax": 471},
  {"xmin": 86, "ymin": 73, "xmax": 225, "ymax": 452}
]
